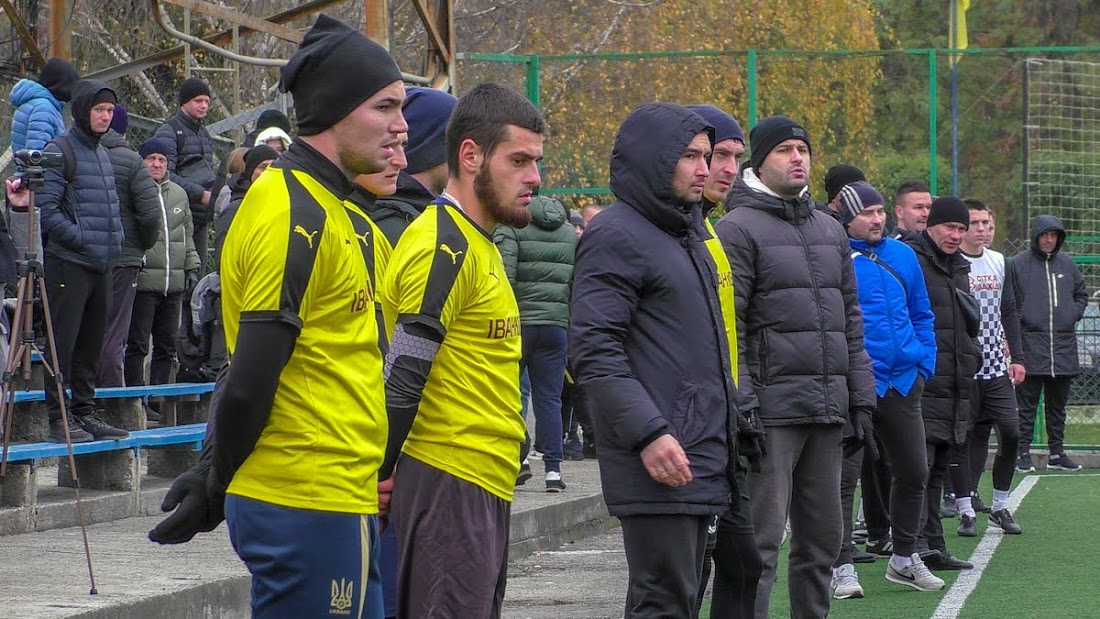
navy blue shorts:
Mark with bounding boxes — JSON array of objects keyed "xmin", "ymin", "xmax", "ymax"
[{"xmin": 226, "ymin": 494, "xmax": 383, "ymax": 619}]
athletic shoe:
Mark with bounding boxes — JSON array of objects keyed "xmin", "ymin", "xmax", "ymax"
[
  {"xmin": 852, "ymin": 520, "xmax": 868, "ymax": 545},
  {"xmin": 48, "ymin": 417, "xmax": 93, "ymax": 443},
  {"xmin": 563, "ymin": 436, "xmax": 584, "ymax": 461},
  {"xmin": 831, "ymin": 563, "xmax": 864, "ymax": 599},
  {"xmin": 1047, "ymin": 452, "xmax": 1083, "ymax": 472},
  {"xmin": 582, "ymin": 442, "xmax": 598, "ymax": 459},
  {"xmin": 886, "ymin": 554, "xmax": 946, "ymax": 591},
  {"xmin": 988, "ymin": 508, "xmax": 1023, "ymax": 534},
  {"xmin": 924, "ymin": 551, "xmax": 973, "ymax": 570},
  {"xmin": 516, "ymin": 463, "xmax": 533, "ymax": 486},
  {"xmin": 1016, "ymin": 452, "xmax": 1035, "ymax": 473},
  {"xmin": 866, "ymin": 535, "xmax": 894, "ymax": 557},
  {"xmin": 941, "ymin": 493, "xmax": 959, "ymax": 518},
  {"xmin": 77, "ymin": 412, "xmax": 129, "ymax": 439},
  {"xmin": 852, "ymin": 547, "xmax": 877, "ymax": 564},
  {"xmin": 957, "ymin": 513, "xmax": 977, "ymax": 537},
  {"xmin": 971, "ymin": 491, "xmax": 991, "ymax": 514},
  {"xmin": 545, "ymin": 471, "xmax": 566, "ymax": 493}
]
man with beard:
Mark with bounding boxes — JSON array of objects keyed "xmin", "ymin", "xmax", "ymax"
[
  {"xmin": 378, "ymin": 83, "xmax": 544, "ymax": 618},
  {"xmin": 570, "ymin": 103, "xmax": 738, "ymax": 618},
  {"xmin": 715, "ymin": 116, "xmax": 876, "ymax": 619},
  {"xmin": 684, "ymin": 103, "xmax": 762, "ymax": 619},
  {"xmin": 149, "ymin": 15, "xmax": 408, "ymax": 619}
]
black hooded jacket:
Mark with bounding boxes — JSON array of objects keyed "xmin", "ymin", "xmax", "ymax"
[
  {"xmin": 569, "ymin": 103, "xmax": 735, "ymax": 517},
  {"xmin": 715, "ymin": 171, "xmax": 876, "ymax": 427},
  {"xmin": 100, "ymin": 129, "xmax": 160, "ymax": 267},
  {"xmin": 1006, "ymin": 215, "xmax": 1088, "ymax": 376},
  {"xmin": 905, "ymin": 231, "xmax": 981, "ymax": 444},
  {"xmin": 369, "ymin": 171, "xmax": 435, "ymax": 246}
]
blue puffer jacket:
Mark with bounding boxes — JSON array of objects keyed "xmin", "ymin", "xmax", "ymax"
[
  {"xmin": 37, "ymin": 80, "xmax": 122, "ymax": 273},
  {"xmin": 9, "ymin": 79, "xmax": 65, "ymax": 153},
  {"xmin": 849, "ymin": 236, "xmax": 937, "ymax": 397}
]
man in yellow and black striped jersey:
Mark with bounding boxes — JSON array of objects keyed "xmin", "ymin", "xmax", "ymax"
[
  {"xmin": 149, "ymin": 14, "xmax": 406, "ymax": 619},
  {"xmin": 378, "ymin": 82, "xmax": 544, "ymax": 618}
]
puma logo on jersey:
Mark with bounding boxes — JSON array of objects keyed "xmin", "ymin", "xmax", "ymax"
[
  {"xmin": 355, "ymin": 231, "xmax": 371, "ymax": 248},
  {"xmin": 293, "ymin": 225, "xmax": 318, "ymax": 249},
  {"xmin": 439, "ymin": 243, "xmax": 463, "ymax": 264}
]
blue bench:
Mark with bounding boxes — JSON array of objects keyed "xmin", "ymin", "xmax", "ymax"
[
  {"xmin": 1, "ymin": 423, "xmax": 206, "ymax": 463},
  {"xmin": 9, "ymin": 382, "xmax": 215, "ymax": 403}
]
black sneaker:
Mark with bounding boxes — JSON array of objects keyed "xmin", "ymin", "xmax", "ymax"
[
  {"xmin": 77, "ymin": 412, "xmax": 129, "ymax": 439},
  {"xmin": 957, "ymin": 514, "xmax": 977, "ymax": 537},
  {"xmin": 582, "ymin": 442, "xmax": 598, "ymax": 460},
  {"xmin": 988, "ymin": 508, "xmax": 1023, "ymax": 534},
  {"xmin": 48, "ymin": 417, "xmax": 93, "ymax": 443},
  {"xmin": 852, "ymin": 546, "xmax": 877, "ymax": 564},
  {"xmin": 941, "ymin": 493, "xmax": 959, "ymax": 518},
  {"xmin": 545, "ymin": 471, "xmax": 566, "ymax": 493},
  {"xmin": 925, "ymin": 551, "xmax": 973, "ymax": 570},
  {"xmin": 1047, "ymin": 452, "xmax": 1083, "ymax": 472},
  {"xmin": 866, "ymin": 535, "xmax": 895, "ymax": 557},
  {"xmin": 852, "ymin": 520, "xmax": 868, "ymax": 545},
  {"xmin": 1016, "ymin": 452, "xmax": 1035, "ymax": 473},
  {"xmin": 516, "ymin": 463, "xmax": 533, "ymax": 486},
  {"xmin": 144, "ymin": 403, "xmax": 161, "ymax": 425},
  {"xmin": 971, "ymin": 492, "xmax": 991, "ymax": 514}
]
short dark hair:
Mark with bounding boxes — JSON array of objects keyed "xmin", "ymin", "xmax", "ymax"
[
  {"xmin": 895, "ymin": 179, "xmax": 930, "ymax": 203},
  {"xmin": 445, "ymin": 83, "xmax": 545, "ymax": 176},
  {"xmin": 964, "ymin": 198, "xmax": 989, "ymax": 212}
]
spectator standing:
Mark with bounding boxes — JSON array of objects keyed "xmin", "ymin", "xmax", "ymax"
[
  {"xmin": 891, "ymin": 180, "xmax": 933, "ymax": 241},
  {"xmin": 154, "ymin": 78, "xmax": 216, "ymax": 274},
  {"xmin": 903, "ymin": 196, "xmax": 980, "ymax": 571},
  {"xmin": 494, "ymin": 194, "xmax": 578, "ymax": 491},
  {"xmin": 714, "ymin": 116, "xmax": 876, "ymax": 619},
  {"xmin": 124, "ymin": 138, "xmax": 200, "ymax": 420},
  {"xmin": 1008, "ymin": 215, "xmax": 1088, "ymax": 472},
  {"xmin": 96, "ymin": 104, "xmax": 162, "ymax": 388},
  {"xmin": 212, "ymin": 145, "xmax": 279, "ymax": 270},
  {"xmin": 36, "ymin": 79, "xmax": 128, "ymax": 443},
  {"xmin": 241, "ymin": 108, "xmax": 292, "ymax": 148},
  {"xmin": 571, "ymin": 102, "xmax": 738, "ymax": 618}
]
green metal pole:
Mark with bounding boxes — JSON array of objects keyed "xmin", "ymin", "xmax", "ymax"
[
  {"xmin": 747, "ymin": 49, "xmax": 758, "ymax": 128},
  {"xmin": 525, "ymin": 55, "xmax": 540, "ymax": 109},
  {"xmin": 928, "ymin": 49, "xmax": 938, "ymax": 195}
]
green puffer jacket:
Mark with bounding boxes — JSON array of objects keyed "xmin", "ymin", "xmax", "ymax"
[
  {"xmin": 493, "ymin": 196, "xmax": 578, "ymax": 328},
  {"xmin": 139, "ymin": 178, "xmax": 201, "ymax": 294}
]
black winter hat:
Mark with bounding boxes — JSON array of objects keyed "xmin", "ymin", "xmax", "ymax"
[
  {"xmin": 926, "ymin": 196, "xmax": 970, "ymax": 230},
  {"xmin": 255, "ymin": 109, "xmax": 292, "ymax": 134},
  {"xmin": 244, "ymin": 145, "xmax": 279, "ymax": 180},
  {"xmin": 279, "ymin": 14, "xmax": 404, "ymax": 136},
  {"xmin": 403, "ymin": 87, "xmax": 458, "ymax": 175},
  {"xmin": 748, "ymin": 115, "xmax": 811, "ymax": 173},
  {"xmin": 139, "ymin": 137, "xmax": 173, "ymax": 159},
  {"xmin": 38, "ymin": 57, "xmax": 80, "ymax": 102},
  {"xmin": 837, "ymin": 181, "xmax": 884, "ymax": 226},
  {"xmin": 825, "ymin": 164, "xmax": 866, "ymax": 202},
  {"xmin": 178, "ymin": 78, "xmax": 211, "ymax": 106}
]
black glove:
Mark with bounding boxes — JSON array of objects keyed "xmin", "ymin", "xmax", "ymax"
[
  {"xmin": 148, "ymin": 465, "xmax": 225, "ymax": 544},
  {"xmin": 736, "ymin": 408, "xmax": 767, "ymax": 473},
  {"xmin": 185, "ymin": 268, "xmax": 200, "ymax": 291},
  {"xmin": 842, "ymin": 407, "xmax": 879, "ymax": 460}
]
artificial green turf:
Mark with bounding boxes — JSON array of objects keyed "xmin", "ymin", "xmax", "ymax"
[{"xmin": 700, "ymin": 472, "xmax": 1096, "ymax": 618}]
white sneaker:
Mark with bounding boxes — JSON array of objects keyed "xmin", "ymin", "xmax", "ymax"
[
  {"xmin": 545, "ymin": 471, "xmax": 565, "ymax": 493},
  {"xmin": 886, "ymin": 554, "xmax": 946, "ymax": 591},
  {"xmin": 831, "ymin": 563, "xmax": 864, "ymax": 599}
]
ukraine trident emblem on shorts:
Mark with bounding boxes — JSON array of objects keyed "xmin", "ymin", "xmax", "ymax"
[{"xmin": 330, "ymin": 578, "xmax": 354, "ymax": 615}]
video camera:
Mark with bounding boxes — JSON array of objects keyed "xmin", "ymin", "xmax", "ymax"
[{"xmin": 13, "ymin": 149, "xmax": 64, "ymax": 169}]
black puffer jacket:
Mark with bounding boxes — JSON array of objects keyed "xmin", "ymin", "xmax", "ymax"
[
  {"xmin": 570, "ymin": 103, "xmax": 735, "ymax": 517},
  {"xmin": 1006, "ymin": 215, "xmax": 1088, "ymax": 377},
  {"xmin": 370, "ymin": 172, "xmax": 434, "ymax": 246},
  {"xmin": 154, "ymin": 109, "xmax": 216, "ymax": 224},
  {"xmin": 101, "ymin": 129, "xmax": 160, "ymax": 267},
  {"xmin": 37, "ymin": 80, "xmax": 122, "ymax": 273},
  {"xmin": 905, "ymin": 231, "xmax": 981, "ymax": 444},
  {"xmin": 714, "ymin": 170, "xmax": 875, "ymax": 427}
]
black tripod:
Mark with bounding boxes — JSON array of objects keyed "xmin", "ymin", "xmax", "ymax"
[{"xmin": 0, "ymin": 162, "xmax": 98, "ymax": 594}]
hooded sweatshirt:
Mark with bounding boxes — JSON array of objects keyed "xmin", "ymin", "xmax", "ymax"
[
  {"xmin": 1006, "ymin": 215, "xmax": 1088, "ymax": 376},
  {"xmin": 493, "ymin": 195, "xmax": 577, "ymax": 328}
]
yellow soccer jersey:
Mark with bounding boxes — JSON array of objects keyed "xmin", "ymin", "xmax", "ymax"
[
  {"xmin": 381, "ymin": 202, "xmax": 524, "ymax": 501},
  {"xmin": 221, "ymin": 165, "xmax": 388, "ymax": 514}
]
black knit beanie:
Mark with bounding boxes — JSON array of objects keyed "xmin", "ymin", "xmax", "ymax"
[
  {"xmin": 178, "ymin": 78, "xmax": 211, "ymax": 106},
  {"xmin": 837, "ymin": 181, "xmax": 884, "ymax": 226},
  {"xmin": 38, "ymin": 57, "xmax": 80, "ymax": 102},
  {"xmin": 825, "ymin": 164, "xmax": 866, "ymax": 202},
  {"xmin": 748, "ymin": 115, "xmax": 811, "ymax": 173},
  {"xmin": 279, "ymin": 14, "xmax": 404, "ymax": 136},
  {"xmin": 926, "ymin": 196, "xmax": 970, "ymax": 230},
  {"xmin": 244, "ymin": 145, "xmax": 279, "ymax": 180},
  {"xmin": 256, "ymin": 109, "xmax": 292, "ymax": 134}
]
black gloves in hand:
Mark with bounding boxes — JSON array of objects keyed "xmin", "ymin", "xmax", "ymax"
[
  {"xmin": 843, "ymin": 407, "xmax": 879, "ymax": 460},
  {"xmin": 737, "ymin": 408, "xmax": 767, "ymax": 473},
  {"xmin": 185, "ymin": 268, "xmax": 200, "ymax": 291},
  {"xmin": 148, "ymin": 465, "xmax": 225, "ymax": 544}
]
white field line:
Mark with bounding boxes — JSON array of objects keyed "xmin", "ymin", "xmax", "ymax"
[{"xmin": 930, "ymin": 475, "xmax": 1041, "ymax": 619}]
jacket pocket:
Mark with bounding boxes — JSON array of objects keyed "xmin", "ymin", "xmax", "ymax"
[{"xmin": 670, "ymin": 380, "xmax": 705, "ymax": 446}]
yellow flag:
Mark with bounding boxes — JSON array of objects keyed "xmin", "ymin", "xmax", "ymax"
[{"xmin": 949, "ymin": 0, "xmax": 970, "ymax": 68}]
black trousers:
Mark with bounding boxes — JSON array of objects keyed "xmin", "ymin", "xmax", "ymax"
[
  {"xmin": 192, "ymin": 221, "xmax": 209, "ymax": 278},
  {"xmin": 874, "ymin": 380, "xmax": 930, "ymax": 557},
  {"xmin": 42, "ymin": 256, "xmax": 111, "ymax": 421},
  {"xmin": 837, "ymin": 446, "xmax": 863, "ymax": 565},
  {"xmin": 125, "ymin": 290, "xmax": 183, "ymax": 389},
  {"xmin": 860, "ymin": 435, "xmax": 893, "ymax": 540},
  {"xmin": 698, "ymin": 464, "xmax": 762, "ymax": 619},
  {"xmin": 969, "ymin": 375, "xmax": 1021, "ymax": 492},
  {"xmin": 97, "ymin": 266, "xmax": 139, "ymax": 387},
  {"xmin": 918, "ymin": 440, "xmax": 967, "ymax": 554},
  {"xmin": 622, "ymin": 514, "xmax": 710, "ymax": 619},
  {"xmin": 1016, "ymin": 374, "xmax": 1073, "ymax": 454}
]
